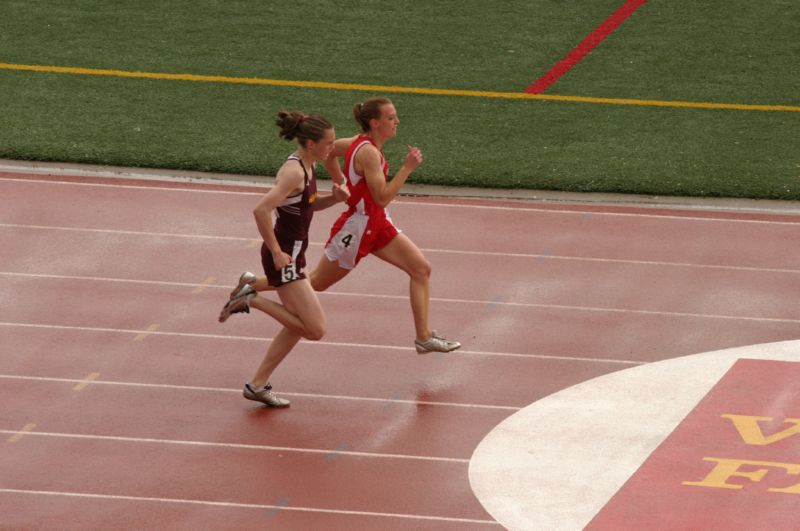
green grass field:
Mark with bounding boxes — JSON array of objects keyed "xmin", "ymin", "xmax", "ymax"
[{"xmin": 1, "ymin": 1, "xmax": 798, "ymax": 199}]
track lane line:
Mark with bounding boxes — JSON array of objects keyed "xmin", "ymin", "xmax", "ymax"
[
  {"xmin": 3, "ymin": 271, "xmax": 800, "ymax": 325},
  {"xmin": 0, "ymin": 429, "xmax": 469, "ymax": 464},
  {"xmin": 0, "ymin": 176, "xmax": 266, "ymax": 196},
  {"xmin": 3, "ymin": 225, "xmax": 800, "ymax": 274},
  {"xmin": 0, "ymin": 374, "xmax": 521, "ymax": 411},
  {"xmin": 0, "ymin": 322, "xmax": 643, "ymax": 365},
  {"xmin": 0, "ymin": 488, "xmax": 501, "ymax": 526},
  {"xmin": 4, "ymin": 176, "xmax": 800, "ymax": 223}
]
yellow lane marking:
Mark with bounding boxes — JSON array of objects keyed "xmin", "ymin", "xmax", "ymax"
[
  {"xmin": 73, "ymin": 372, "xmax": 100, "ymax": 391},
  {"xmin": 134, "ymin": 323, "xmax": 160, "ymax": 341},
  {"xmin": 1, "ymin": 62, "xmax": 798, "ymax": 113},
  {"xmin": 7, "ymin": 423, "xmax": 36, "ymax": 443},
  {"xmin": 191, "ymin": 276, "xmax": 215, "ymax": 294}
]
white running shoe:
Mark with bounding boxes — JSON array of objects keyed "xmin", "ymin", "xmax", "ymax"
[
  {"xmin": 218, "ymin": 284, "xmax": 256, "ymax": 323},
  {"xmin": 229, "ymin": 271, "xmax": 258, "ymax": 298},
  {"xmin": 415, "ymin": 331, "xmax": 461, "ymax": 354},
  {"xmin": 243, "ymin": 383, "xmax": 290, "ymax": 407}
]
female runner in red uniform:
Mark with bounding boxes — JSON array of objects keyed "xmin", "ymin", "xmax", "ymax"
[
  {"xmin": 218, "ymin": 111, "xmax": 349, "ymax": 407},
  {"xmin": 312, "ymin": 97, "xmax": 460, "ymax": 354}
]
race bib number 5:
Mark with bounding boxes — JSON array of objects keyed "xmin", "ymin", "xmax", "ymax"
[{"xmin": 281, "ymin": 263, "xmax": 298, "ymax": 283}]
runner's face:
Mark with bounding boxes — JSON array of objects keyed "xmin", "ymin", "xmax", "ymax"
[
  {"xmin": 373, "ymin": 104, "xmax": 399, "ymax": 139},
  {"xmin": 308, "ymin": 128, "xmax": 336, "ymax": 162}
]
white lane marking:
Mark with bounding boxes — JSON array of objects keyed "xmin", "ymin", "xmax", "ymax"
[
  {"xmin": 0, "ymin": 176, "xmax": 267, "ymax": 195},
  {"xmin": 414, "ymin": 202, "xmax": 800, "ymax": 223},
  {"xmin": 467, "ymin": 340, "xmax": 800, "ymax": 530},
  {"xmin": 0, "ymin": 322, "xmax": 643, "ymax": 365},
  {"xmin": 2, "ymin": 222, "xmax": 799, "ymax": 274},
  {"xmin": 0, "ymin": 374, "xmax": 520, "ymax": 411},
  {"xmin": 0, "ymin": 488, "xmax": 501, "ymax": 525},
  {"xmin": 3, "ymin": 176, "xmax": 800, "ymax": 224},
  {"xmin": 429, "ymin": 248, "xmax": 800, "ymax": 275},
  {"xmin": 1, "ymin": 271, "xmax": 209, "ymax": 289},
  {"xmin": 0, "ymin": 429, "xmax": 468, "ymax": 464},
  {"xmin": 2, "ymin": 270, "xmax": 799, "ymax": 326},
  {"xmin": 0, "ymin": 223, "xmax": 254, "ymax": 241}
]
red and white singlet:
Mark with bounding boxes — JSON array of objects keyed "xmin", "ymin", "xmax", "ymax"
[{"xmin": 324, "ymin": 135, "xmax": 401, "ymax": 269}]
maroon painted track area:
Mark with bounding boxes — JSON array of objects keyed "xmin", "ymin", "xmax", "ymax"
[{"xmin": 1, "ymin": 172, "xmax": 800, "ymax": 529}]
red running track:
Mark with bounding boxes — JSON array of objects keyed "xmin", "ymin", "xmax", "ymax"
[{"xmin": 1, "ymin": 172, "xmax": 800, "ymax": 529}]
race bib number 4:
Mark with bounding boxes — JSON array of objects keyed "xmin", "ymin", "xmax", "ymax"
[{"xmin": 339, "ymin": 232, "xmax": 355, "ymax": 249}]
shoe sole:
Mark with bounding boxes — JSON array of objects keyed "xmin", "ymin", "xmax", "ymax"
[
  {"xmin": 219, "ymin": 285, "xmax": 256, "ymax": 323},
  {"xmin": 243, "ymin": 393, "xmax": 290, "ymax": 407},
  {"xmin": 416, "ymin": 343, "xmax": 462, "ymax": 355},
  {"xmin": 230, "ymin": 273, "xmax": 257, "ymax": 299},
  {"xmin": 218, "ymin": 298, "xmax": 250, "ymax": 323}
]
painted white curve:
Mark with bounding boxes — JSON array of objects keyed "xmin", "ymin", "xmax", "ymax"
[{"xmin": 468, "ymin": 340, "xmax": 800, "ymax": 530}]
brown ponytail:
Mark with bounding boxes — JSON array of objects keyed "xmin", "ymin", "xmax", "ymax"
[
  {"xmin": 353, "ymin": 97, "xmax": 392, "ymax": 133},
  {"xmin": 275, "ymin": 111, "xmax": 333, "ymax": 147}
]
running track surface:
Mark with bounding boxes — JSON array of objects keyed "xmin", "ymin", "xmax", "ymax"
[{"xmin": 1, "ymin": 171, "xmax": 800, "ymax": 530}]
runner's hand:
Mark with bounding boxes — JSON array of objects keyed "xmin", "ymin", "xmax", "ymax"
[
  {"xmin": 332, "ymin": 183, "xmax": 350, "ymax": 203},
  {"xmin": 271, "ymin": 249, "xmax": 292, "ymax": 270},
  {"xmin": 403, "ymin": 146, "xmax": 423, "ymax": 172}
]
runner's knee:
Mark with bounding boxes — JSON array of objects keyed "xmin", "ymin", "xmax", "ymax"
[
  {"xmin": 304, "ymin": 322, "xmax": 326, "ymax": 341},
  {"xmin": 410, "ymin": 258, "xmax": 432, "ymax": 281},
  {"xmin": 310, "ymin": 274, "xmax": 330, "ymax": 292}
]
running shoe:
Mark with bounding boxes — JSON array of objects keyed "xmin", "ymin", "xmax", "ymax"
[
  {"xmin": 218, "ymin": 284, "xmax": 256, "ymax": 323},
  {"xmin": 243, "ymin": 383, "xmax": 290, "ymax": 407},
  {"xmin": 229, "ymin": 271, "xmax": 258, "ymax": 298},
  {"xmin": 415, "ymin": 331, "xmax": 461, "ymax": 354}
]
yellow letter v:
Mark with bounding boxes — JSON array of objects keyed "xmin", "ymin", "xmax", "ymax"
[{"xmin": 722, "ymin": 414, "xmax": 800, "ymax": 446}]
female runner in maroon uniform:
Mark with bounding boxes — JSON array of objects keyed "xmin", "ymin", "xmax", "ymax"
[{"xmin": 219, "ymin": 111, "xmax": 349, "ymax": 407}]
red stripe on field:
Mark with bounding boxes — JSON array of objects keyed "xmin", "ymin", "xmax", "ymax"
[{"xmin": 524, "ymin": 0, "xmax": 647, "ymax": 94}]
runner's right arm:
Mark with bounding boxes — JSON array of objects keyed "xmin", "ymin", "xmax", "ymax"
[{"xmin": 362, "ymin": 145, "xmax": 423, "ymax": 208}]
